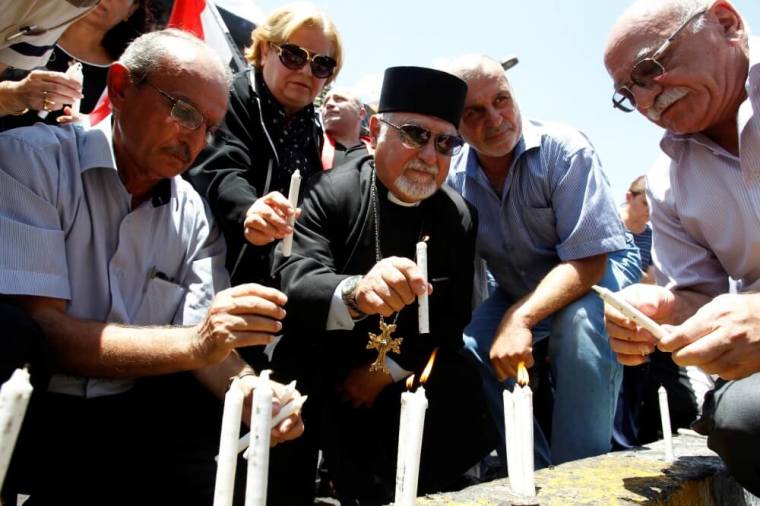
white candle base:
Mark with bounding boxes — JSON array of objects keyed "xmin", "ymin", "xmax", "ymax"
[{"xmin": 658, "ymin": 386, "xmax": 675, "ymax": 462}]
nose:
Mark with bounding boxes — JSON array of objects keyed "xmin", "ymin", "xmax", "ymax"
[
  {"xmin": 417, "ymin": 138, "xmax": 438, "ymax": 165},
  {"xmin": 632, "ymin": 83, "xmax": 662, "ymax": 113},
  {"xmin": 485, "ymin": 106, "xmax": 503, "ymax": 128}
]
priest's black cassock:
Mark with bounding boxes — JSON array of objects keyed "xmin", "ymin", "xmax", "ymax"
[{"xmin": 273, "ymin": 155, "xmax": 498, "ymax": 504}]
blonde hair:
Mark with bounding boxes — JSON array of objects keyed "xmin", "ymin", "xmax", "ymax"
[{"xmin": 245, "ymin": 2, "xmax": 343, "ymax": 84}]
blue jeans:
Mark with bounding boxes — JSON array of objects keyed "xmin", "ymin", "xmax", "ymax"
[{"xmin": 462, "ymin": 247, "xmax": 640, "ymax": 468}]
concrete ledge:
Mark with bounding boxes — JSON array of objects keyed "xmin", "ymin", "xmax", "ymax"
[{"xmin": 417, "ymin": 432, "xmax": 759, "ymax": 505}]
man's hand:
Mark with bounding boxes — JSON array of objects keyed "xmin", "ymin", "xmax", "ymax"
[
  {"xmin": 604, "ymin": 283, "xmax": 675, "ymax": 366},
  {"xmin": 353, "ymin": 257, "xmax": 431, "ymax": 317},
  {"xmin": 238, "ymin": 375, "xmax": 305, "ymax": 446},
  {"xmin": 243, "ymin": 192, "xmax": 300, "ymax": 246},
  {"xmin": 340, "ymin": 363, "xmax": 394, "ymax": 408},
  {"xmin": 660, "ymin": 293, "xmax": 760, "ymax": 380},
  {"xmin": 489, "ymin": 309, "xmax": 533, "ymax": 381},
  {"xmin": 195, "ymin": 283, "xmax": 287, "ymax": 365}
]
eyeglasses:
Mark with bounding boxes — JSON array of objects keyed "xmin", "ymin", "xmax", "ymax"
[
  {"xmin": 612, "ymin": 8, "xmax": 706, "ymax": 112},
  {"xmin": 142, "ymin": 80, "xmax": 218, "ymax": 140},
  {"xmin": 379, "ymin": 118, "xmax": 464, "ymax": 156},
  {"xmin": 270, "ymin": 42, "xmax": 337, "ymax": 79}
]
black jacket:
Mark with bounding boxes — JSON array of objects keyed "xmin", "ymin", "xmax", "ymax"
[
  {"xmin": 275, "ymin": 156, "xmax": 478, "ymax": 374},
  {"xmin": 185, "ymin": 69, "xmax": 323, "ymax": 284}
]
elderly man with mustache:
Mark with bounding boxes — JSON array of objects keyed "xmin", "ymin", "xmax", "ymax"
[
  {"xmin": 603, "ymin": 0, "xmax": 760, "ymax": 495},
  {"xmin": 0, "ymin": 29, "xmax": 303, "ymax": 505},
  {"xmin": 274, "ymin": 66, "xmax": 497, "ymax": 504},
  {"xmin": 446, "ymin": 54, "xmax": 641, "ymax": 469}
]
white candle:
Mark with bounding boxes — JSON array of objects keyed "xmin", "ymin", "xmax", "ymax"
[
  {"xmin": 503, "ymin": 385, "xmax": 535, "ymax": 497},
  {"xmin": 245, "ymin": 371, "xmax": 273, "ymax": 506},
  {"xmin": 396, "ymin": 385, "xmax": 428, "ymax": 506},
  {"xmin": 394, "ymin": 390, "xmax": 412, "ymax": 500},
  {"xmin": 658, "ymin": 386, "xmax": 674, "ymax": 461},
  {"xmin": 214, "ymin": 377, "xmax": 245, "ymax": 506},
  {"xmin": 515, "ymin": 385, "xmax": 535, "ymax": 497},
  {"xmin": 280, "ymin": 170, "xmax": 302, "ymax": 257},
  {"xmin": 67, "ymin": 62, "xmax": 84, "ymax": 116},
  {"xmin": 503, "ymin": 389, "xmax": 521, "ymax": 493},
  {"xmin": 237, "ymin": 395, "xmax": 308, "ymax": 459},
  {"xmin": 0, "ymin": 368, "xmax": 33, "ymax": 490},
  {"xmin": 416, "ymin": 240, "xmax": 429, "ymax": 334}
]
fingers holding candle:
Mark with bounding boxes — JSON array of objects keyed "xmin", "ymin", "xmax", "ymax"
[{"xmin": 243, "ymin": 192, "xmax": 298, "ymax": 246}]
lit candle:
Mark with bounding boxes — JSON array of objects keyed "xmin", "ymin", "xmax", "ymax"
[
  {"xmin": 0, "ymin": 367, "xmax": 33, "ymax": 490},
  {"xmin": 280, "ymin": 170, "xmax": 302, "ymax": 257},
  {"xmin": 398, "ymin": 384, "xmax": 427, "ymax": 506},
  {"xmin": 245, "ymin": 371, "xmax": 273, "ymax": 506},
  {"xmin": 658, "ymin": 386, "xmax": 674, "ymax": 461},
  {"xmin": 395, "ymin": 350, "xmax": 437, "ymax": 505},
  {"xmin": 394, "ymin": 377, "xmax": 414, "ymax": 501},
  {"xmin": 503, "ymin": 363, "xmax": 535, "ymax": 497},
  {"xmin": 214, "ymin": 377, "xmax": 245, "ymax": 506},
  {"xmin": 416, "ymin": 238, "xmax": 429, "ymax": 334}
]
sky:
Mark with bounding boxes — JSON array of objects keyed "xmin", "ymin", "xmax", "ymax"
[{"xmin": 251, "ymin": 0, "xmax": 760, "ymax": 199}]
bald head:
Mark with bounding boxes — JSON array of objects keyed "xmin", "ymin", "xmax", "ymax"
[
  {"xmin": 322, "ymin": 88, "xmax": 365, "ymax": 146},
  {"xmin": 119, "ymin": 28, "xmax": 232, "ymax": 88},
  {"xmin": 604, "ymin": 0, "xmax": 748, "ymax": 138},
  {"xmin": 446, "ymin": 53, "xmax": 522, "ymax": 160}
]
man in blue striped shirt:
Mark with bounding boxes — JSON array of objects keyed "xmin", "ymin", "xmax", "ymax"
[
  {"xmin": 447, "ymin": 54, "xmax": 641, "ymax": 467},
  {"xmin": 605, "ymin": 0, "xmax": 760, "ymax": 494}
]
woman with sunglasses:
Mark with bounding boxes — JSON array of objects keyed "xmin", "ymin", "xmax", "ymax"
[{"xmin": 187, "ymin": 3, "xmax": 343, "ymax": 288}]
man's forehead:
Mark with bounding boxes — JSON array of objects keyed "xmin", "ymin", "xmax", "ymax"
[{"xmin": 465, "ymin": 73, "xmax": 511, "ymax": 103}]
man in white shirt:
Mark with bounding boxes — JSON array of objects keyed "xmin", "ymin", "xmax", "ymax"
[{"xmin": 604, "ymin": 0, "xmax": 760, "ymax": 494}]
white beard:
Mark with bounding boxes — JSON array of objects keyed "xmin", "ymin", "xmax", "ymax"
[{"xmin": 393, "ymin": 159, "xmax": 439, "ymax": 201}]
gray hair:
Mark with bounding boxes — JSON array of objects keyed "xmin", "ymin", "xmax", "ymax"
[
  {"xmin": 119, "ymin": 28, "xmax": 232, "ymax": 86},
  {"xmin": 374, "ymin": 112, "xmax": 398, "ymax": 144},
  {"xmin": 445, "ymin": 53, "xmax": 505, "ymax": 84}
]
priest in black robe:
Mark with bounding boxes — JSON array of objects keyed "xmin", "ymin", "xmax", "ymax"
[{"xmin": 274, "ymin": 66, "xmax": 498, "ymax": 505}]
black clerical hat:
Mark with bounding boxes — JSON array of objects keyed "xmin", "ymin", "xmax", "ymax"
[{"xmin": 377, "ymin": 66, "xmax": 468, "ymax": 126}]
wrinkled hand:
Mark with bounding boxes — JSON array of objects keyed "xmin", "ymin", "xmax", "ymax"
[
  {"xmin": 244, "ymin": 192, "xmax": 300, "ymax": 246},
  {"xmin": 659, "ymin": 293, "xmax": 760, "ymax": 380},
  {"xmin": 341, "ymin": 362, "xmax": 394, "ymax": 408},
  {"xmin": 3, "ymin": 70, "xmax": 82, "ymax": 113},
  {"xmin": 354, "ymin": 257, "xmax": 431, "ymax": 317},
  {"xmin": 604, "ymin": 283, "xmax": 675, "ymax": 366},
  {"xmin": 239, "ymin": 375, "xmax": 305, "ymax": 446},
  {"xmin": 489, "ymin": 310, "xmax": 533, "ymax": 382},
  {"xmin": 195, "ymin": 283, "xmax": 287, "ymax": 365}
]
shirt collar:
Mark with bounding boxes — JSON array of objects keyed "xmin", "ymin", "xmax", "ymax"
[{"xmin": 78, "ymin": 115, "xmax": 175, "ymax": 207}]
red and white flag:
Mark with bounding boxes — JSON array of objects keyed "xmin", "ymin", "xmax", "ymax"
[{"xmin": 90, "ymin": 0, "xmax": 242, "ymax": 125}]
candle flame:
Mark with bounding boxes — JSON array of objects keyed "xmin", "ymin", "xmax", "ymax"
[
  {"xmin": 516, "ymin": 361, "xmax": 529, "ymax": 387},
  {"xmin": 420, "ymin": 348, "xmax": 438, "ymax": 384},
  {"xmin": 406, "ymin": 374, "xmax": 415, "ymax": 390},
  {"xmin": 422, "ymin": 235, "xmax": 430, "ymax": 242}
]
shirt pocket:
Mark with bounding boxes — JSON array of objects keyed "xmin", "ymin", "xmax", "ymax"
[{"xmin": 134, "ymin": 276, "xmax": 187, "ymax": 325}]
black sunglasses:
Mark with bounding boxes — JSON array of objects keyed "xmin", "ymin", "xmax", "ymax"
[
  {"xmin": 270, "ymin": 42, "xmax": 337, "ymax": 79},
  {"xmin": 379, "ymin": 118, "xmax": 464, "ymax": 157},
  {"xmin": 612, "ymin": 9, "xmax": 707, "ymax": 112}
]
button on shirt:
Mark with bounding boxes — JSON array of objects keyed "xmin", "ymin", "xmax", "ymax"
[
  {"xmin": 447, "ymin": 119, "xmax": 627, "ymax": 303},
  {"xmin": 0, "ymin": 118, "xmax": 229, "ymax": 397},
  {"xmin": 647, "ymin": 37, "xmax": 760, "ymax": 295}
]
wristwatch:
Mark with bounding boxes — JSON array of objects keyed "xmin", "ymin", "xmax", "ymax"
[{"xmin": 341, "ymin": 275, "xmax": 364, "ymax": 316}]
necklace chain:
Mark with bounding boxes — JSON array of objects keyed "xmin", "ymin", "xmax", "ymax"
[{"xmin": 369, "ymin": 166, "xmax": 399, "ymax": 325}]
